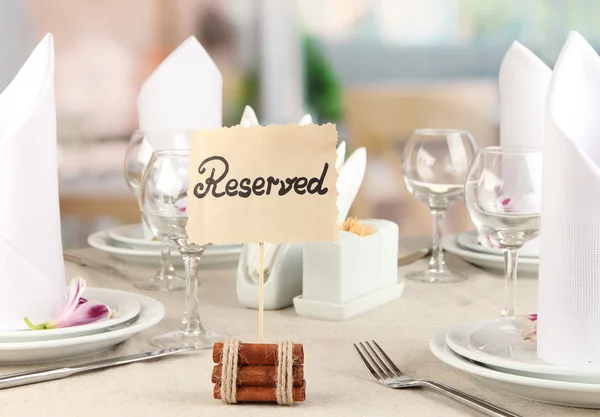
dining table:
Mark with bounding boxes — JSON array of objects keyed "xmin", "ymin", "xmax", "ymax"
[{"xmin": 0, "ymin": 237, "xmax": 595, "ymax": 417}]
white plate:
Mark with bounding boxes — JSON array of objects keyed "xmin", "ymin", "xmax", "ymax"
[
  {"xmin": 109, "ymin": 224, "xmax": 161, "ymax": 249},
  {"xmin": 0, "ymin": 288, "xmax": 141, "ymax": 342},
  {"xmin": 445, "ymin": 318, "xmax": 600, "ymax": 382},
  {"xmin": 443, "ymin": 234, "xmax": 539, "ymax": 275},
  {"xmin": 0, "ymin": 288, "xmax": 165, "ymax": 365},
  {"xmin": 430, "ymin": 329, "xmax": 600, "ymax": 408},
  {"xmin": 455, "ymin": 231, "xmax": 539, "ymax": 258},
  {"xmin": 109, "ymin": 224, "xmax": 241, "ymax": 253},
  {"xmin": 88, "ymin": 230, "xmax": 241, "ymax": 266}
]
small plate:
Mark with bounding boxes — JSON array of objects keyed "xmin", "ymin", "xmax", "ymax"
[
  {"xmin": 430, "ymin": 329, "xmax": 600, "ymax": 408},
  {"xmin": 442, "ymin": 234, "xmax": 539, "ymax": 275},
  {"xmin": 108, "ymin": 224, "xmax": 161, "ymax": 249},
  {"xmin": 445, "ymin": 318, "xmax": 600, "ymax": 382},
  {"xmin": 88, "ymin": 230, "xmax": 241, "ymax": 266},
  {"xmin": 109, "ymin": 224, "xmax": 241, "ymax": 252},
  {"xmin": 455, "ymin": 231, "xmax": 539, "ymax": 258},
  {"xmin": 0, "ymin": 288, "xmax": 141, "ymax": 342},
  {"xmin": 0, "ymin": 288, "xmax": 165, "ymax": 364}
]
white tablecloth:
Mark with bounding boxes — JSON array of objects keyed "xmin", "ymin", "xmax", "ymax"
[{"xmin": 0, "ymin": 239, "xmax": 596, "ymax": 417}]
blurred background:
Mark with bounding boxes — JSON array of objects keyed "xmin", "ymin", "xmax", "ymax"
[{"xmin": 1, "ymin": 0, "xmax": 598, "ymax": 248}]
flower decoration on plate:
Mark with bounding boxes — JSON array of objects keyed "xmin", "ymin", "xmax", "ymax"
[
  {"xmin": 522, "ymin": 313, "xmax": 537, "ymax": 341},
  {"xmin": 24, "ymin": 277, "xmax": 112, "ymax": 330}
]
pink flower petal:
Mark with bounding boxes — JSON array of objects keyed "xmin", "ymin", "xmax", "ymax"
[
  {"xmin": 47, "ymin": 301, "xmax": 111, "ymax": 328},
  {"xmin": 61, "ymin": 277, "xmax": 87, "ymax": 317}
]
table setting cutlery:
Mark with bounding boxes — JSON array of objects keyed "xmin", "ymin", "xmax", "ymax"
[
  {"xmin": 63, "ymin": 252, "xmax": 127, "ymax": 277},
  {"xmin": 397, "ymin": 248, "xmax": 432, "ymax": 267},
  {"xmin": 354, "ymin": 340, "xmax": 521, "ymax": 416},
  {"xmin": 0, "ymin": 347, "xmax": 189, "ymax": 390}
]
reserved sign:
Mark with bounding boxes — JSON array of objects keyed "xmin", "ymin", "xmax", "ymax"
[{"xmin": 186, "ymin": 123, "xmax": 339, "ymax": 245}]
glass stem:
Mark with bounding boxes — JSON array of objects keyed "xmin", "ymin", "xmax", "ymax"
[
  {"xmin": 429, "ymin": 209, "xmax": 447, "ymax": 272},
  {"xmin": 502, "ymin": 248, "xmax": 519, "ymax": 318},
  {"xmin": 159, "ymin": 237, "xmax": 175, "ymax": 278},
  {"xmin": 180, "ymin": 253, "xmax": 205, "ymax": 334}
]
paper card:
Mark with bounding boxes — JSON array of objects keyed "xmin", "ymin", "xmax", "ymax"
[{"xmin": 186, "ymin": 123, "xmax": 339, "ymax": 245}]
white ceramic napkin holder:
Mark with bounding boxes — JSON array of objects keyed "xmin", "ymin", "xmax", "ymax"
[
  {"xmin": 236, "ymin": 243, "xmax": 303, "ymax": 310},
  {"xmin": 293, "ymin": 219, "xmax": 403, "ymax": 321}
]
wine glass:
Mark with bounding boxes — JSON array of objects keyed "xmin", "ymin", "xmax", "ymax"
[
  {"xmin": 124, "ymin": 130, "xmax": 186, "ymax": 291},
  {"xmin": 402, "ymin": 129, "xmax": 477, "ymax": 283},
  {"xmin": 465, "ymin": 147, "xmax": 543, "ymax": 318},
  {"xmin": 139, "ymin": 149, "xmax": 229, "ymax": 349}
]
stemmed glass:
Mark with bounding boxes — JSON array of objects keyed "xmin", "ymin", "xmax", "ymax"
[
  {"xmin": 402, "ymin": 129, "xmax": 477, "ymax": 283},
  {"xmin": 139, "ymin": 149, "xmax": 229, "ymax": 349},
  {"xmin": 465, "ymin": 147, "xmax": 543, "ymax": 318},
  {"xmin": 124, "ymin": 130, "xmax": 185, "ymax": 291}
]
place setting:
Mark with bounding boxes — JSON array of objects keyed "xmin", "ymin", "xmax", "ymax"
[
  {"xmin": 0, "ymin": 35, "xmax": 166, "ymax": 367},
  {"xmin": 408, "ymin": 50, "xmax": 547, "ymax": 277},
  {"xmin": 81, "ymin": 36, "xmax": 249, "ymax": 292},
  {"xmin": 414, "ymin": 32, "xmax": 600, "ymax": 410},
  {"xmin": 4, "ymin": 20, "xmax": 600, "ymax": 417}
]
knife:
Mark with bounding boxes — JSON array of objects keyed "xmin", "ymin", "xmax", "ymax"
[
  {"xmin": 0, "ymin": 348, "xmax": 189, "ymax": 389},
  {"xmin": 63, "ymin": 253, "xmax": 124, "ymax": 277},
  {"xmin": 398, "ymin": 248, "xmax": 432, "ymax": 267}
]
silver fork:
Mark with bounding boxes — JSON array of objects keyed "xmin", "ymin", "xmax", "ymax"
[{"xmin": 354, "ymin": 341, "xmax": 521, "ymax": 417}]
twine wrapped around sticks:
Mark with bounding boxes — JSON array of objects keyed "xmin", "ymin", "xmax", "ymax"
[
  {"xmin": 219, "ymin": 340, "xmax": 295, "ymax": 405},
  {"xmin": 276, "ymin": 341, "xmax": 294, "ymax": 405},
  {"xmin": 220, "ymin": 339, "xmax": 240, "ymax": 404}
]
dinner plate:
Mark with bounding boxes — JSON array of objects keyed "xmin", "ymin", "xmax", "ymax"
[
  {"xmin": 109, "ymin": 224, "xmax": 240, "ymax": 253},
  {"xmin": 88, "ymin": 230, "xmax": 241, "ymax": 266},
  {"xmin": 430, "ymin": 329, "xmax": 600, "ymax": 408},
  {"xmin": 0, "ymin": 288, "xmax": 141, "ymax": 342},
  {"xmin": 445, "ymin": 318, "xmax": 600, "ymax": 382},
  {"xmin": 0, "ymin": 288, "xmax": 164, "ymax": 365},
  {"xmin": 442, "ymin": 234, "xmax": 539, "ymax": 274},
  {"xmin": 455, "ymin": 231, "xmax": 539, "ymax": 258}
]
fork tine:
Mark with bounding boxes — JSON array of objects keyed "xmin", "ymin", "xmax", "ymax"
[
  {"xmin": 353, "ymin": 343, "xmax": 383, "ymax": 381},
  {"xmin": 364, "ymin": 341, "xmax": 396, "ymax": 378},
  {"xmin": 358, "ymin": 342, "xmax": 391, "ymax": 379},
  {"xmin": 371, "ymin": 340, "xmax": 403, "ymax": 375}
]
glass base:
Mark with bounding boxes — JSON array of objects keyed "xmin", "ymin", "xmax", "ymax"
[
  {"xmin": 151, "ymin": 330, "xmax": 230, "ymax": 350},
  {"xmin": 134, "ymin": 273, "xmax": 185, "ymax": 291},
  {"xmin": 406, "ymin": 268, "xmax": 467, "ymax": 283}
]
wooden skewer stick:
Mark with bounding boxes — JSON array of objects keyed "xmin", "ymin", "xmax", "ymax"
[{"xmin": 258, "ymin": 241, "xmax": 264, "ymax": 343}]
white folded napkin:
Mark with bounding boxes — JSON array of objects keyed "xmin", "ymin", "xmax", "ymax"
[
  {"xmin": 241, "ymin": 108, "xmax": 347, "ymax": 282},
  {"xmin": 138, "ymin": 36, "xmax": 222, "ymax": 131},
  {"xmin": 491, "ymin": 42, "xmax": 552, "ymax": 256},
  {"xmin": 0, "ymin": 34, "xmax": 66, "ymax": 330},
  {"xmin": 137, "ymin": 36, "xmax": 222, "ymax": 238},
  {"xmin": 537, "ymin": 31, "xmax": 600, "ymax": 367},
  {"xmin": 499, "ymin": 41, "xmax": 552, "ymax": 148}
]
